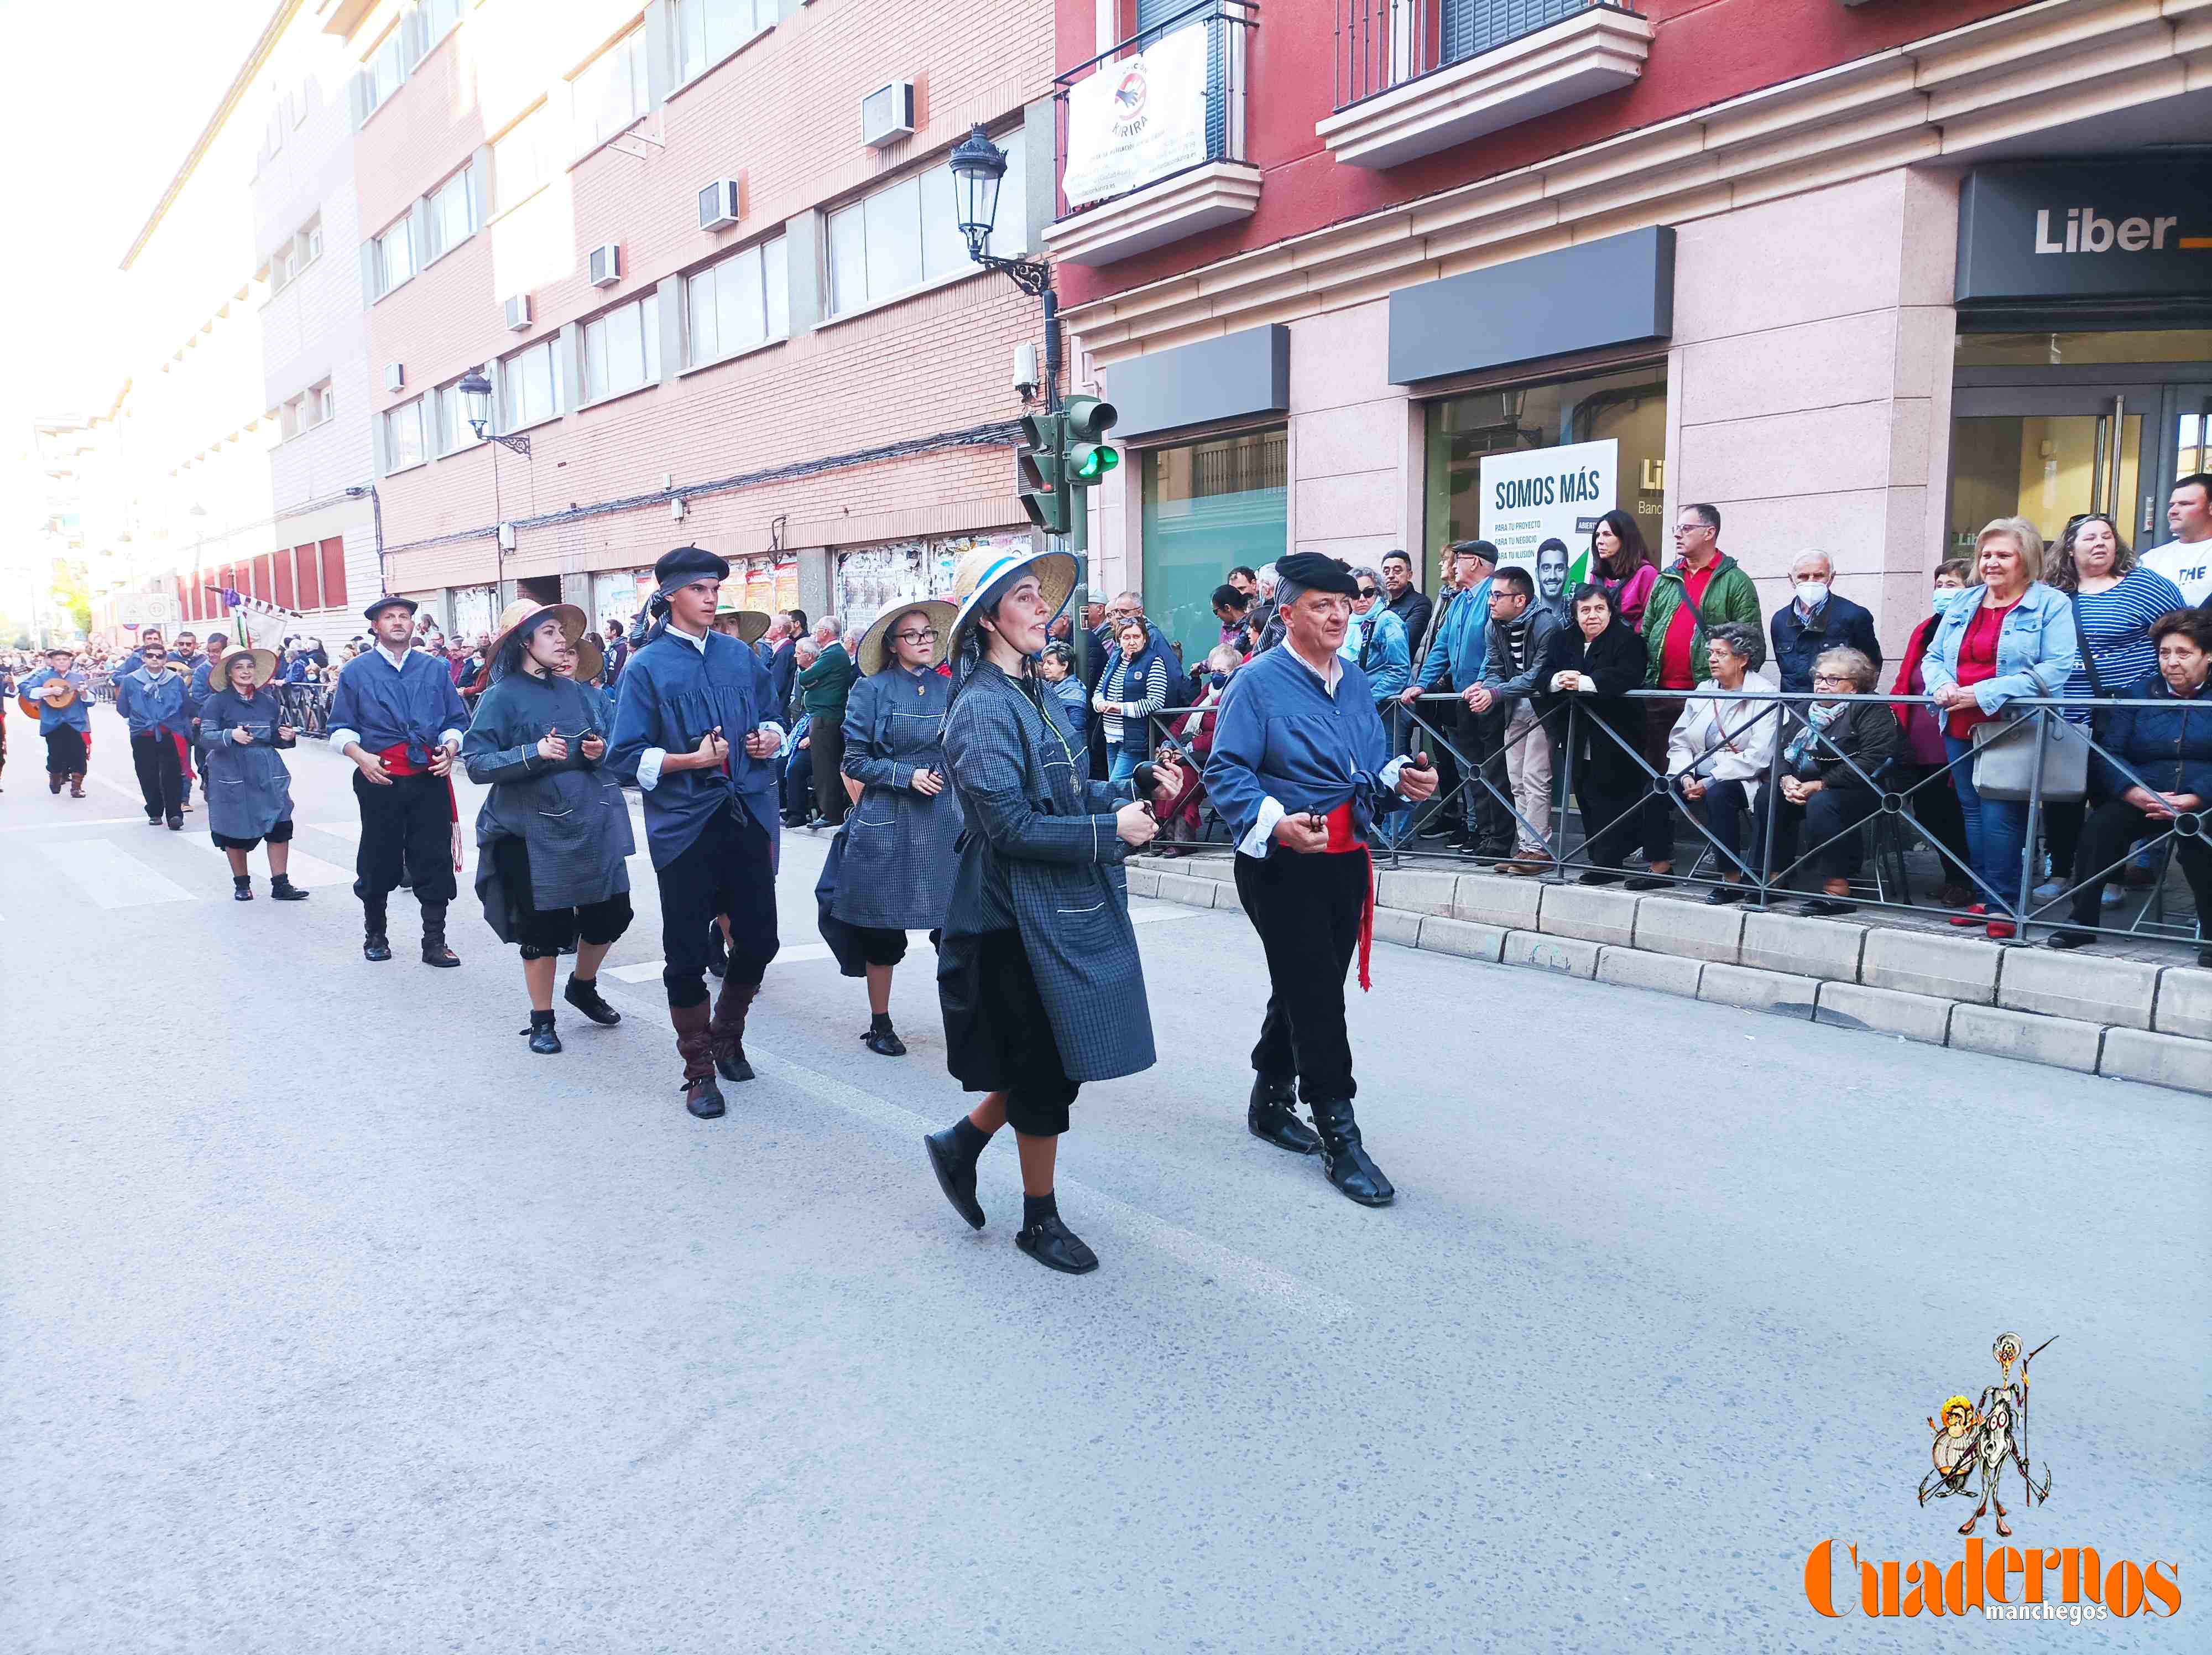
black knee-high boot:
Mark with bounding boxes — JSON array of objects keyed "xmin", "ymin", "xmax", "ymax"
[
  {"xmin": 363, "ymin": 893, "xmax": 392, "ymax": 962},
  {"xmin": 420, "ymin": 902, "xmax": 460, "ymax": 967}
]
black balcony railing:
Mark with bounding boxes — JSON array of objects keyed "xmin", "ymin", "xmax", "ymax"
[
  {"xmin": 1334, "ymin": 0, "xmax": 1640, "ymax": 112},
  {"xmin": 1055, "ymin": 0, "xmax": 1259, "ymax": 218}
]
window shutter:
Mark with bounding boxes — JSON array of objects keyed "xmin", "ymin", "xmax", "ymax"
[
  {"xmin": 274, "ymin": 550, "xmax": 295, "ymax": 610},
  {"xmin": 321, "ymin": 539, "xmax": 349, "ymax": 609},
  {"xmin": 295, "ymin": 544, "xmax": 321, "ymax": 610}
]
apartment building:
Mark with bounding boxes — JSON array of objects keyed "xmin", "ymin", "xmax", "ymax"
[
  {"xmin": 98, "ymin": 0, "xmax": 379, "ymax": 650},
  {"xmin": 336, "ymin": 0, "xmax": 1058, "ymax": 641},
  {"xmin": 1048, "ymin": 0, "xmax": 2212, "ymax": 669}
]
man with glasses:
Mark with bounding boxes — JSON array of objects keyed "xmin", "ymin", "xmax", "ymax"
[
  {"xmin": 1379, "ymin": 550, "xmax": 1432, "ymax": 660},
  {"xmin": 117, "ymin": 637, "xmax": 195, "ymax": 829}
]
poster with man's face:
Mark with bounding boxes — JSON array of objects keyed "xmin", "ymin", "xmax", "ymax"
[{"xmin": 1478, "ymin": 439, "xmax": 1619, "ymax": 581}]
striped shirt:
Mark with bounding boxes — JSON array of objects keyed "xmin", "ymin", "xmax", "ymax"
[
  {"xmin": 1101, "ymin": 652, "xmax": 1168, "ymax": 748},
  {"xmin": 2062, "ymin": 567, "xmax": 2188, "ymax": 716}
]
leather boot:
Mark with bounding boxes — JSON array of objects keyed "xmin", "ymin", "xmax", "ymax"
[
  {"xmin": 269, "ymin": 875, "xmax": 309, "ymax": 902},
  {"xmin": 672, "ymin": 998, "xmax": 722, "ymax": 1118},
  {"xmin": 922, "ymin": 1124, "xmax": 988, "ymax": 1230},
  {"xmin": 420, "ymin": 902, "xmax": 460, "ymax": 967},
  {"xmin": 69, "ymin": 775, "xmax": 85, "ymax": 798},
  {"xmin": 709, "ymin": 976, "xmax": 758, "ymax": 1082},
  {"xmin": 521, "ymin": 1009, "xmax": 561, "ymax": 1055},
  {"xmin": 1248, "ymin": 1073, "xmax": 1320, "ymax": 1154},
  {"xmin": 363, "ymin": 895, "xmax": 392, "ymax": 962},
  {"xmin": 49, "ymin": 774, "xmax": 62, "ymax": 794},
  {"xmin": 564, "ymin": 975, "xmax": 621, "ymax": 1025},
  {"xmin": 1309, "ymin": 1096, "xmax": 1395, "ymax": 1207}
]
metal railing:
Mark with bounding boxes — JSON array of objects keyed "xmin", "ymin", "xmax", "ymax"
[
  {"xmin": 1139, "ymin": 685, "xmax": 2212, "ymax": 950},
  {"xmin": 1055, "ymin": 0, "xmax": 1259, "ymax": 219},
  {"xmin": 1334, "ymin": 0, "xmax": 1639, "ymax": 112}
]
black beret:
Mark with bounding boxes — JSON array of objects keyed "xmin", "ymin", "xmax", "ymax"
[
  {"xmin": 654, "ymin": 545, "xmax": 731, "ymax": 593},
  {"xmin": 363, "ymin": 594, "xmax": 419, "ymax": 623},
  {"xmin": 1275, "ymin": 552, "xmax": 1359, "ymax": 598}
]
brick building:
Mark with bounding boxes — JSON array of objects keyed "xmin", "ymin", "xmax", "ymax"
[
  {"xmin": 1047, "ymin": 0, "xmax": 2212, "ymax": 670},
  {"xmin": 333, "ymin": 0, "xmax": 1059, "ymax": 641}
]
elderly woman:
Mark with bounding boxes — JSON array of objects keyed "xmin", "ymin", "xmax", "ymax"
[
  {"xmin": 1550, "ymin": 584, "xmax": 1648, "ymax": 884},
  {"xmin": 1661, "ymin": 621, "xmax": 1779, "ymax": 901},
  {"xmin": 1344, "ymin": 565, "xmax": 1411, "ymax": 706},
  {"xmin": 1034, "ymin": 639, "xmax": 1087, "ymax": 738},
  {"xmin": 1093, "ymin": 614, "xmax": 1170, "ymax": 783},
  {"xmin": 2036, "ymin": 512, "xmax": 2186, "ymax": 901},
  {"xmin": 1754, "ymin": 646, "xmax": 1899, "ymax": 916},
  {"xmin": 201, "ymin": 646, "xmax": 310, "ymax": 903},
  {"xmin": 2049, "ymin": 608, "xmax": 2212, "ymax": 964},
  {"xmin": 1922, "ymin": 516, "xmax": 2080, "ymax": 938},
  {"xmin": 1888, "ymin": 559, "xmax": 1976, "ymax": 908}
]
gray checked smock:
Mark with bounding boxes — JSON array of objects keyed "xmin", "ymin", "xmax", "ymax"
[{"xmin": 833, "ymin": 664, "xmax": 957, "ymax": 931}]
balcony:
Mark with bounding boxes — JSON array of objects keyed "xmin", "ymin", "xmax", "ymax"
[
  {"xmin": 1044, "ymin": 0, "xmax": 1262, "ymax": 269},
  {"xmin": 1318, "ymin": 1, "xmax": 1652, "ymax": 170}
]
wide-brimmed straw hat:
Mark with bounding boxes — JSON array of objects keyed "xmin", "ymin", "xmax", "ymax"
[
  {"xmin": 947, "ymin": 544, "xmax": 1076, "ymax": 648},
  {"xmin": 487, "ymin": 599, "xmax": 587, "ymax": 670},
  {"xmin": 713, "ymin": 601, "xmax": 772, "ymax": 644},
  {"xmin": 857, "ymin": 600, "xmax": 955, "ymax": 678},
  {"xmin": 573, "ymin": 632, "xmax": 605, "ymax": 684},
  {"xmin": 213, "ymin": 646, "xmax": 280, "ymax": 693}
]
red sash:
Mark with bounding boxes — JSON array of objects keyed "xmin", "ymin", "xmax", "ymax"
[
  {"xmin": 1321, "ymin": 800, "xmax": 1376, "ymax": 993},
  {"xmin": 379, "ymin": 742, "xmax": 464, "ymax": 872}
]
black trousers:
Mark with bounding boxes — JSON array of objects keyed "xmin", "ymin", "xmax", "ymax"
[
  {"xmin": 1892, "ymin": 762, "xmax": 1973, "ymax": 888},
  {"xmin": 1639, "ymin": 695, "xmax": 1687, "ymax": 862},
  {"xmin": 354, "ymin": 770, "xmax": 457, "ymax": 906},
  {"xmin": 131, "ymin": 730, "xmax": 185, "ymax": 820},
  {"xmin": 1684, "ymin": 777, "xmax": 1754, "ymax": 873},
  {"xmin": 780, "ymin": 751, "xmax": 812, "ymax": 823},
  {"xmin": 1459, "ymin": 700, "xmax": 1510, "ymax": 847},
  {"xmin": 45, "ymin": 726, "xmax": 87, "ymax": 777},
  {"xmin": 1578, "ymin": 776, "xmax": 1642, "ymax": 869},
  {"xmin": 2070, "ymin": 801, "xmax": 2212, "ymax": 927},
  {"xmin": 811, "ymin": 719, "xmax": 848, "ymax": 825},
  {"xmin": 1756, "ymin": 784, "xmax": 1878, "ymax": 883},
  {"xmin": 657, "ymin": 801, "xmax": 779, "ymax": 1009},
  {"xmin": 1234, "ymin": 847, "xmax": 1369, "ymax": 1104}
]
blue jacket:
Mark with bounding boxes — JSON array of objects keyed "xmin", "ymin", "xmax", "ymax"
[
  {"xmin": 117, "ymin": 664, "xmax": 191, "ymax": 740},
  {"xmin": 1203, "ymin": 642, "xmax": 1409, "ymax": 855},
  {"xmin": 20, "ymin": 668, "xmax": 91, "ymax": 734},
  {"xmin": 326, "ymin": 646, "xmax": 468, "ymax": 766},
  {"xmin": 2091, "ymin": 672, "xmax": 2212, "ymax": 800},
  {"xmin": 1770, "ymin": 592, "xmax": 1882, "ymax": 695},
  {"xmin": 1919, "ymin": 581, "xmax": 2078, "ymax": 715},
  {"xmin": 1342, "ymin": 606, "xmax": 1410, "ymax": 701},
  {"xmin": 606, "ymin": 624, "xmax": 784, "ymax": 867},
  {"xmin": 1413, "ymin": 580, "xmax": 1490, "ymax": 694}
]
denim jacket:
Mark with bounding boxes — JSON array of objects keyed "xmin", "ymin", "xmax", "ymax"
[{"xmin": 1918, "ymin": 581, "xmax": 2079, "ymax": 716}]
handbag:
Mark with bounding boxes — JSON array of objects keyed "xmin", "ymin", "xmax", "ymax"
[{"xmin": 1968, "ymin": 592, "xmax": 2095, "ymax": 803}]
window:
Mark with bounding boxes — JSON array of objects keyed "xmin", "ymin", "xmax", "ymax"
[
  {"xmin": 1142, "ymin": 430, "xmax": 1288, "ymax": 668},
  {"xmin": 383, "ymin": 397, "xmax": 427, "ymax": 471},
  {"xmin": 492, "ymin": 105, "xmax": 556, "ymax": 213},
  {"xmin": 275, "ymin": 244, "xmax": 299, "ymax": 289},
  {"xmin": 410, "ymin": 0, "xmax": 462, "ymax": 63},
  {"xmin": 306, "ymin": 225, "xmax": 322, "ymax": 262},
  {"xmin": 677, "ymin": 0, "xmax": 776, "ymax": 82},
  {"xmin": 279, "ymin": 396, "xmax": 304, "ymax": 440},
  {"xmin": 294, "ymin": 544, "xmax": 321, "ymax": 611},
  {"xmin": 584, "ymin": 292, "xmax": 662, "ymax": 402},
  {"xmin": 571, "ymin": 29, "xmax": 646, "ymax": 155},
  {"xmin": 435, "ymin": 378, "xmax": 483, "ymax": 455},
  {"xmin": 373, "ymin": 215, "xmax": 417, "ymax": 296},
  {"xmin": 320, "ymin": 538, "xmax": 348, "ymax": 609},
  {"xmin": 686, "ymin": 235, "xmax": 787, "ymax": 366},
  {"xmin": 826, "ymin": 136, "xmax": 1023, "ymax": 317},
  {"xmin": 361, "ymin": 28, "xmax": 404, "ymax": 120},
  {"xmin": 426, "ymin": 167, "xmax": 478, "ymax": 260},
  {"xmin": 311, "ymin": 382, "xmax": 335, "ymax": 426},
  {"xmin": 500, "ymin": 338, "xmax": 562, "ymax": 431}
]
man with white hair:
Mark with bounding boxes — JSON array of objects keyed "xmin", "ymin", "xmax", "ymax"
[
  {"xmin": 796, "ymin": 613, "xmax": 858, "ymax": 825},
  {"xmin": 1769, "ymin": 549, "xmax": 1880, "ymax": 696},
  {"xmin": 1251, "ymin": 563, "xmax": 1286, "ymax": 654}
]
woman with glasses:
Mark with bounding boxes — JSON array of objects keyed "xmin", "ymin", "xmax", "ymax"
[
  {"xmin": 1755, "ymin": 646, "xmax": 1898, "ymax": 916},
  {"xmin": 1343, "ymin": 566, "xmax": 1411, "ymax": 709},
  {"xmin": 827, "ymin": 601, "xmax": 959, "ymax": 1057}
]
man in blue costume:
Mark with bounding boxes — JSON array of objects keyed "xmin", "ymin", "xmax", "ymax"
[
  {"xmin": 116, "ymin": 636, "xmax": 195, "ymax": 830},
  {"xmin": 1204, "ymin": 553, "xmax": 1438, "ymax": 1208},
  {"xmin": 608, "ymin": 547, "xmax": 786, "ymax": 1121},
  {"xmin": 186, "ymin": 628, "xmax": 229, "ymax": 786},
  {"xmin": 20, "ymin": 646, "xmax": 92, "ymax": 797},
  {"xmin": 326, "ymin": 594, "xmax": 470, "ymax": 967}
]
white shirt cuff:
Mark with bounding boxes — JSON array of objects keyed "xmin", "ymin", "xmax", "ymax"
[
  {"xmin": 1380, "ymin": 757, "xmax": 1409, "ymax": 793},
  {"xmin": 638, "ymin": 747, "xmax": 668, "ymax": 791},
  {"xmin": 1578, "ymin": 680, "xmax": 1598, "ymax": 693},
  {"xmin": 756, "ymin": 720, "xmax": 785, "ymax": 747},
  {"xmin": 328, "ymin": 727, "xmax": 362, "ymax": 751},
  {"xmin": 438, "ymin": 728, "xmax": 463, "ymax": 750},
  {"xmin": 1239, "ymin": 796, "xmax": 1285, "ymax": 858}
]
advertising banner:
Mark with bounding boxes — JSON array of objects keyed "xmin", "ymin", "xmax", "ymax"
[
  {"xmin": 1477, "ymin": 439, "xmax": 1617, "ymax": 591},
  {"xmin": 1061, "ymin": 24, "xmax": 1211, "ymax": 207}
]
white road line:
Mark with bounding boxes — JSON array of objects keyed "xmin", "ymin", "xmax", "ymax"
[
  {"xmin": 38, "ymin": 839, "xmax": 198, "ymax": 909},
  {"xmin": 189, "ymin": 838, "xmax": 356, "ymax": 888},
  {"xmin": 88, "ymin": 773, "xmax": 145, "ymax": 806},
  {"xmin": 0, "ymin": 816, "xmax": 146, "ymax": 832}
]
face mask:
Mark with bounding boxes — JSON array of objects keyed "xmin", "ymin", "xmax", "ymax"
[
  {"xmin": 1795, "ymin": 581, "xmax": 1829, "ymax": 608},
  {"xmin": 1208, "ymin": 671, "xmax": 1228, "ymax": 689},
  {"xmin": 1931, "ymin": 587, "xmax": 1961, "ymax": 617}
]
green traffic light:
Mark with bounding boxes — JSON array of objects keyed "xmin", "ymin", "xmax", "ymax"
[{"xmin": 1069, "ymin": 443, "xmax": 1119, "ymax": 483}]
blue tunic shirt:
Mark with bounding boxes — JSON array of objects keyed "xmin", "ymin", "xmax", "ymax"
[
  {"xmin": 606, "ymin": 624, "xmax": 785, "ymax": 867},
  {"xmin": 1203, "ymin": 642, "xmax": 1409, "ymax": 857},
  {"xmin": 20, "ymin": 669, "xmax": 91, "ymax": 734},
  {"xmin": 116, "ymin": 665, "xmax": 191, "ymax": 739},
  {"xmin": 326, "ymin": 646, "xmax": 468, "ymax": 766}
]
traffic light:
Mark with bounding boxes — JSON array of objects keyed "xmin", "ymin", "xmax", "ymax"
[
  {"xmin": 1016, "ymin": 410, "xmax": 1067, "ymax": 536},
  {"xmin": 1063, "ymin": 395, "xmax": 1119, "ymax": 488}
]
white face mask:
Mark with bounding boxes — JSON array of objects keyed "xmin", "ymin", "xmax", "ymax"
[
  {"xmin": 1931, "ymin": 587, "xmax": 1961, "ymax": 617},
  {"xmin": 1795, "ymin": 581, "xmax": 1830, "ymax": 608}
]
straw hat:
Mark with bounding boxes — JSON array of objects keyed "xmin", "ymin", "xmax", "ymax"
[
  {"xmin": 857, "ymin": 600, "xmax": 955, "ymax": 678},
  {"xmin": 572, "ymin": 632, "xmax": 605, "ymax": 684},
  {"xmin": 487, "ymin": 599, "xmax": 587, "ymax": 670},
  {"xmin": 946, "ymin": 544, "xmax": 1076, "ymax": 648},
  {"xmin": 713, "ymin": 601, "xmax": 772, "ymax": 644},
  {"xmin": 213, "ymin": 646, "xmax": 280, "ymax": 693}
]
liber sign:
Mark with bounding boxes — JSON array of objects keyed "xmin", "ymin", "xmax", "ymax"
[{"xmin": 1956, "ymin": 161, "xmax": 2212, "ymax": 304}]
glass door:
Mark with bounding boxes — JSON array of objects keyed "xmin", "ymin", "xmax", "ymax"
[
  {"xmin": 2159, "ymin": 384, "xmax": 2212, "ymax": 541},
  {"xmin": 1948, "ymin": 388, "xmax": 2151, "ymax": 559}
]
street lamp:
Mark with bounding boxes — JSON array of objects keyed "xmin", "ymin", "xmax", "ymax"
[{"xmin": 455, "ymin": 367, "xmax": 531, "ymax": 457}]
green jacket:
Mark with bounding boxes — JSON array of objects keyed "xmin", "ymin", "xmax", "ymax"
[
  {"xmin": 796, "ymin": 640, "xmax": 858, "ymax": 717},
  {"xmin": 1642, "ymin": 554, "xmax": 1762, "ymax": 687}
]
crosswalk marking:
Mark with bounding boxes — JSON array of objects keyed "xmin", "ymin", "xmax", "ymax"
[
  {"xmin": 189, "ymin": 838, "xmax": 357, "ymax": 889},
  {"xmin": 39, "ymin": 839, "xmax": 199, "ymax": 909}
]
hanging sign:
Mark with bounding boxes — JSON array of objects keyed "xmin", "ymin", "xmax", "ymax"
[
  {"xmin": 1061, "ymin": 24, "xmax": 1212, "ymax": 207},
  {"xmin": 1478, "ymin": 439, "xmax": 1617, "ymax": 575}
]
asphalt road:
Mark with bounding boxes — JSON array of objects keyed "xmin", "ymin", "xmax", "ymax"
[{"xmin": 3, "ymin": 702, "xmax": 2206, "ymax": 1652}]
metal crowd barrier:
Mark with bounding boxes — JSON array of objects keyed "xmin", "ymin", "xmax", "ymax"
[{"xmin": 1140, "ymin": 685, "xmax": 2208, "ymax": 948}]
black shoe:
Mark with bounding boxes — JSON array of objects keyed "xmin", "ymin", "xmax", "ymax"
[
  {"xmin": 420, "ymin": 940, "xmax": 461, "ymax": 967},
  {"xmin": 1247, "ymin": 1074, "xmax": 1320, "ymax": 1154},
  {"xmin": 1015, "ymin": 1214, "xmax": 1099, "ymax": 1274},
  {"xmin": 146, "ymin": 815, "xmax": 163, "ymax": 826},
  {"xmin": 1621, "ymin": 876, "xmax": 1668, "ymax": 891},
  {"xmin": 922, "ymin": 1127, "xmax": 987, "ymax": 1230},
  {"xmin": 1577, "ymin": 870, "xmax": 1622, "ymax": 886},
  {"xmin": 2198, "ymin": 945, "xmax": 2212, "ymax": 970},
  {"xmin": 363, "ymin": 934, "xmax": 392, "ymax": 962},
  {"xmin": 269, "ymin": 876, "xmax": 309, "ymax": 902},
  {"xmin": 1798, "ymin": 898, "xmax": 1856, "ymax": 918},
  {"xmin": 685, "ymin": 1076, "xmax": 726, "ymax": 1119},
  {"xmin": 714, "ymin": 1047, "xmax": 754, "ymax": 1084},
  {"xmin": 233, "ymin": 883, "xmax": 254, "ymax": 902},
  {"xmin": 521, "ymin": 1013, "xmax": 562, "ymax": 1055},
  {"xmin": 166, "ymin": 814, "xmax": 184, "ymax": 831},
  {"xmin": 1703, "ymin": 885, "xmax": 1747, "ymax": 905},
  {"xmin": 862, "ymin": 1023, "xmax": 907, "ymax": 1057},
  {"xmin": 2047, "ymin": 928, "xmax": 2097, "ymax": 951},
  {"xmin": 564, "ymin": 976, "xmax": 622, "ymax": 1025},
  {"xmin": 1310, "ymin": 1098, "xmax": 1395, "ymax": 1208}
]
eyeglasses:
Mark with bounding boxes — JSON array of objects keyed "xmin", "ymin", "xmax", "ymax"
[
  {"xmin": 1355, "ymin": 586, "xmax": 1378, "ymax": 597},
  {"xmin": 893, "ymin": 628, "xmax": 938, "ymax": 643},
  {"xmin": 1812, "ymin": 674, "xmax": 1855, "ymax": 688}
]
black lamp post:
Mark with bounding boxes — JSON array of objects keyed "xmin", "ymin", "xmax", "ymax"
[
  {"xmin": 455, "ymin": 368, "xmax": 531, "ymax": 457},
  {"xmin": 949, "ymin": 126, "xmax": 1058, "ymax": 407}
]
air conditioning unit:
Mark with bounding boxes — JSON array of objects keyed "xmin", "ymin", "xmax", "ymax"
[
  {"xmin": 697, "ymin": 179, "xmax": 741, "ymax": 232},
  {"xmin": 503, "ymin": 294, "xmax": 533, "ymax": 331},
  {"xmin": 383, "ymin": 363, "xmax": 405, "ymax": 392},
  {"xmin": 861, "ymin": 81, "xmax": 915, "ymax": 149},
  {"xmin": 587, "ymin": 243, "xmax": 622, "ymax": 288}
]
